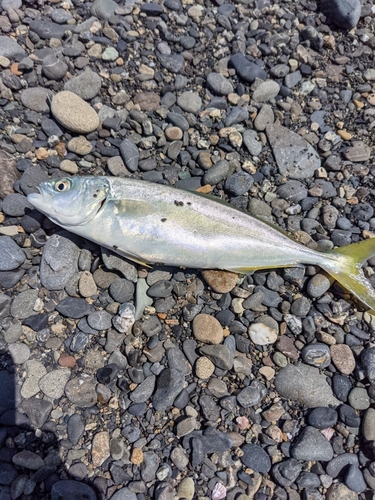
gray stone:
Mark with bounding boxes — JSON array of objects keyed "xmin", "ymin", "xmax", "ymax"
[
  {"xmin": 158, "ymin": 54, "xmax": 185, "ymax": 73},
  {"xmin": 200, "ymin": 345, "xmax": 234, "ymax": 370},
  {"xmin": 130, "ymin": 375, "xmax": 156, "ymax": 403},
  {"xmin": 253, "ymin": 80, "xmax": 280, "ymax": 102},
  {"xmin": 87, "ymin": 310, "xmax": 112, "ymax": 331},
  {"xmin": 254, "ymin": 104, "xmax": 274, "ymax": 131},
  {"xmin": 291, "ymin": 426, "xmax": 333, "ymax": 461},
  {"xmin": 276, "ymin": 180, "xmax": 308, "ymax": 203},
  {"xmin": 241, "ymin": 444, "xmax": 271, "ymax": 473},
  {"xmin": 101, "ymin": 247, "xmax": 138, "ymax": 282},
  {"xmin": 177, "ymin": 92, "xmax": 202, "ymax": 113},
  {"xmin": 0, "ymin": 236, "xmax": 25, "ymax": 271},
  {"xmin": 39, "ymin": 369, "xmax": 71, "ymax": 399},
  {"xmin": 266, "ymin": 122, "xmax": 321, "ymax": 179},
  {"xmin": 301, "ymin": 343, "xmax": 331, "ymax": 369},
  {"xmin": 361, "ymin": 346, "xmax": 375, "ymax": 380},
  {"xmin": 152, "ymin": 368, "xmax": 185, "ymax": 411},
  {"xmin": 21, "ymin": 360, "xmax": 47, "ymax": 399},
  {"xmin": 29, "ymin": 20, "xmax": 71, "ymax": 39},
  {"xmin": 203, "ymin": 159, "xmax": 230, "ymax": 185},
  {"xmin": 12, "ymin": 450, "xmax": 44, "ymax": 470},
  {"xmin": 91, "ymin": 0, "xmax": 117, "ymax": 19},
  {"xmin": 225, "ymin": 106, "xmax": 249, "ymax": 127},
  {"xmin": 22, "ymin": 398, "xmax": 52, "ymax": 428},
  {"xmin": 42, "ymin": 54, "xmax": 68, "ymax": 80},
  {"xmin": 206, "ymin": 73, "xmax": 233, "ymax": 96},
  {"xmin": 65, "ymin": 374, "xmax": 97, "ymax": 407},
  {"xmin": 320, "ymin": 0, "xmax": 361, "ymax": 29},
  {"xmin": 11, "ymin": 289, "xmax": 38, "ymax": 319},
  {"xmin": 362, "ymin": 408, "xmax": 375, "ymax": 441},
  {"xmin": 40, "ymin": 233, "xmax": 80, "ymax": 290},
  {"xmin": 275, "ymin": 363, "xmax": 339, "ymax": 408},
  {"xmin": 2, "ymin": 193, "xmax": 34, "ymax": 216},
  {"xmin": 345, "ymin": 465, "xmax": 366, "ymax": 493},
  {"xmin": 56, "ymin": 297, "xmax": 93, "ymax": 319},
  {"xmin": 68, "ymin": 414, "xmax": 85, "ymax": 445},
  {"xmin": 230, "ymin": 53, "xmax": 267, "ymax": 83},
  {"xmin": 51, "ymin": 480, "xmax": 96, "ymax": 500},
  {"xmin": 0, "ymin": 35, "xmax": 26, "ymax": 59},
  {"xmin": 8, "ymin": 343, "xmax": 30, "ymax": 364},
  {"xmin": 64, "ymin": 69, "xmax": 102, "ymax": 100},
  {"xmin": 119, "ymin": 139, "xmax": 139, "ymax": 172},
  {"xmin": 243, "ymin": 130, "xmax": 262, "ymax": 156},
  {"xmin": 20, "ymin": 87, "xmax": 53, "ymax": 113},
  {"xmin": 20, "ymin": 165, "xmax": 49, "ymax": 196}
]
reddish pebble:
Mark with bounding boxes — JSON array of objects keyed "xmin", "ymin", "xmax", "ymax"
[{"xmin": 59, "ymin": 355, "xmax": 76, "ymax": 368}]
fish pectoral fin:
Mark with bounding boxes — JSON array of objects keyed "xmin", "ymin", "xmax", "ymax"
[
  {"xmin": 114, "ymin": 199, "xmax": 156, "ymax": 218},
  {"xmin": 225, "ymin": 263, "xmax": 304, "ymax": 273}
]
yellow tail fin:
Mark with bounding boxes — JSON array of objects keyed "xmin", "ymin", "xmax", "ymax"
[{"xmin": 324, "ymin": 239, "xmax": 375, "ymax": 311}]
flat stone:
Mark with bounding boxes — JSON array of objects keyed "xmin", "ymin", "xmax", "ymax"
[
  {"xmin": 152, "ymin": 368, "xmax": 185, "ymax": 411},
  {"xmin": 39, "ymin": 369, "xmax": 71, "ymax": 399},
  {"xmin": 119, "ymin": 138, "xmax": 139, "ymax": 172},
  {"xmin": 12, "ymin": 450, "xmax": 44, "ymax": 470},
  {"xmin": 200, "ymin": 345, "xmax": 234, "ymax": 370},
  {"xmin": 362, "ymin": 408, "xmax": 375, "ymax": 441},
  {"xmin": 0, "ymin": 150, "xmax": 21, "ymax": 200},
  {"xmin": 21, "ymin": 360, "xmax": 47, "ymax": 399},
  {"xmin": 275, "ymin": 363, "xmax": 339, "ymax": 408},
  {"xmin": 51, "ymin": 91, "xmax": 99, "ymax": 133},
  {"xmin": 11, "ymin": 289, "xmax": 39, "ymax": 319},
  {"xmin": 22, "ymin": 397, "xmax": 53, "ymax": 428},
  {"xmin": 8, "ymin": 343, "xmax": 30, "ymax": 364},
  {"xmin": 206, "ymin": 72, "xmax": 233, "ymax": 96},
  {"xmin": 134, "ymin": 92, "xmax": 160, "ymax": 111},
  {"xmin": 201, "ymin": 270, "xmax": 237, "ymax": 293},
  {"xmin": 266, "ymin": 122, "xmax": 321, "ymax": 179},
  {"xmin": 343, "ymin": 141, "xmax": 371, "ymax": 162},
  {"xmin": 230, "ymin": 53, "xmax": 267, "ymax": 83}
]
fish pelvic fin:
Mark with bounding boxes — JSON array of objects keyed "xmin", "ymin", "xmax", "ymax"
[{"xmin": 324, "ymin": 238, "xmax": 375, "ymax": 312}]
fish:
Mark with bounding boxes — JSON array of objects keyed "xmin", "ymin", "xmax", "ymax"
[{"xmin": 27, "ymin": 175, "xmax": 375, "ymax": 311}]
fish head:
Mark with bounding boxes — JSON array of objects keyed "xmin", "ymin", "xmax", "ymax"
[{"xmin": 27, "ymin": 176, "xmax": 111, "ymax": 227}]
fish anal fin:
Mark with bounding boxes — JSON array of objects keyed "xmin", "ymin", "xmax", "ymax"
[{"xmin": 225, "ymin": 263, "xmax": 304, "ymax": 274}]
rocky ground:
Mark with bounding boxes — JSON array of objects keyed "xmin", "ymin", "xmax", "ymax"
[{"xmin": 1, "ymin": 0, "xmax": 375, "ymax": 499}]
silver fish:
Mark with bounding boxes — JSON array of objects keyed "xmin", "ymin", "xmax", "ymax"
[{"xmin": 27, "ymin": 175, "xmax": 375, "ymax": 311}]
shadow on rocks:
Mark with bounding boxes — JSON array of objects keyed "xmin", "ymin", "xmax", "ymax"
[{"xmin": 0, "ymin": 350, "xmax": 103, "ymax": 500}]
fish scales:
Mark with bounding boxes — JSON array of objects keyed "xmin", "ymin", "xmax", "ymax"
[{"xmin": 28, "ymin": 176, "xmax": 375, "ymax": 311}]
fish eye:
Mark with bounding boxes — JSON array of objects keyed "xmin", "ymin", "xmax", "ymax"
[{"xmin": 54, "ymin": 180, "xmax": 71, "ymax": 192}]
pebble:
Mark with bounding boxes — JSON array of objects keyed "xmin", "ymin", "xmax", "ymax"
[
  {"xmin": 330, "ymin": 344, "xmax": 355, "ymax": 375},
  {"xmin": 249, "ymin": 316, "xmax": 278, "ymax": 345},
  {"xmin": 192, "ymin": 314, "xmax": 224, "ymax": 344},
  {"xmin": 347, "ymin": 387, "xmax": 370, "ymax": 410},
  {"xmin": 201, "ymin": 270, "xmax": 237, "ymax": 293},
  {"xmin": 65, "ymin": 374, "xmax": 97, "ymax": 407},
  {"xmin": 290, "ymin": 426, "xmax": 333, "ymax": 461},
  {"xmin": 320, "ymin": 0, "xmax": 361, "ymax": 30},
  {"xmin": 207, "ymin": 73, "xmax": 233, "ymax": 96},
  {"xmin": 8, "ymin": 343, "xmax": 30, "ymax": 364},
  {"xmin": 241, "ymin": 444, "xmax": 271, "ymax": 473},
  {"xmin": 307, "ymin": 274, "xmax": 331, "ymax": 298},
  {"xmin": 230, "ymin": 53, "xmax": 267, "ymax": 83},
  {"xmin": 307, "ymin": 407, "xmax": 338, "ymax": 429},
  {"xmin": 51, "ymin": 480, "xmax": 96, "ymax": 500},
  {"xmin": 20, "ymin": 87, "xmax": 53, "ymax": 113},
  {"xmin": 243, "ymin": 130, "xmax": 262, "ymax": 156},
  {"xmin": 177, "ymin": 92, "xmax": 202, "ymax": 113},
  {"xmin": 266, "ymin": 122, "xmax": 320, "ymax": 179},
  {"xmin": 39, "ymin": 369, "xmax": 71, "ymax": 399},
  {"xmin": 51, "ymin": 91, "xmax": 99, "ymax": 133},
  {"xmin": 253, "ymin": 81, "xmax": 280, "ymax": 102},
  {"xmin": 177, "ymin": 477, "xmax": 195, "ymax": 500},
  {"xmin": 362, "ymin": 408, "xmax": 375, "ymax": 441},
  {"xmin": 64, "ymin": 69, "xmax": 102, "ymax": 100},
  {"xmin": 275, "ymin": 364, "xmax": 339, "ymax": 408},
  {"xmin": 21, "ymin": 360, "xmax": 47, "ymax": 398},
  {"xmin": 361, "ymin": 346, "xmax": 375, "ymax": 380},
  {"xmin": 0, "ymin": 236, "xmax": 25, "ymax": 270},
  {"xmin": 195, "ymin": 356, "xmax": 215, "ymax": 379},
  {"xmin": 40, "ymin": 233, "xmax": 79, "ymax": 290},
  {"xmin": 152, "ymin": 368, "xmax": 185, "ymax": 411},
  {"xmin": 326, "ymin": 483, "xmax": 358, "ymax": 500},
  {"xmin": 301, "ymin": 343, "xmax": 331, "ymax": 369}
]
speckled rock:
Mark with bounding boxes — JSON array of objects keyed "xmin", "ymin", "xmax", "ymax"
[{"xmin": 51, "ymin": 91, "xmax": 99, "ymax": 133}]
